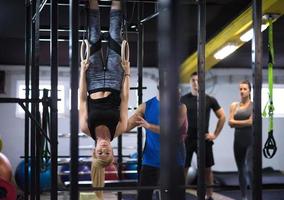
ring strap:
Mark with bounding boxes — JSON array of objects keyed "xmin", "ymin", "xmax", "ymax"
[{"xmin": 80, "ymin": 39, "xmax": 90, "ymax": 61}]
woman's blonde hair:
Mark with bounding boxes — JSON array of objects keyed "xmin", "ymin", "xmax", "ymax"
[{"xmin": 91, "ymin": 153, "xmax": 113, "ymax": 200}]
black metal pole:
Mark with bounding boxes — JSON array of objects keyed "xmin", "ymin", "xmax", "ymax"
[
  {"xmin": 117, "ymin": 138, "xmax": 122, "ymax": 172},
  {"xmin": 24, "ymin": 1, "xmax": 31, "ymax": 199},
  {"xmin": 31, "ymin": 1, "xmax": 36, "ymax": 198},
  {"xmin": 31, "ymin": 0, "xmax": 41, "ymax": 198},
  {"xmin": 137, "ymin": 3, "xmax": 144, "ymax": 177},
  {"xmin": 117, "ymin": 135, "xmax": 122, "ymax": 200},
  {"xmin": 158, "ymin": 0, "xmax": 180, "ymax": 199},
  {"xmin": 252, "ymin": 0, "xmax": 263, "ymax": 199},
  {"xmin": 197, "ymin": 0, "xmax": 206, "ymax": 199},
  {"xmin": 35, "ymin": 0, "xmax": 41, "ymax": 198},
  {"xmin": 69, "ymin": 0, "xmax": 79, "ymax": 199},
  {"xmin": 50, "ymin": 0, "xmax": 58, "ymax": 199}
]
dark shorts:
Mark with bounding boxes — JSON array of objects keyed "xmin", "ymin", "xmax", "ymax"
[
  {"xmin": 138, "ymin": 165, "xmax": 185, "ymax": 200},
  {"xmin": 87, "ymin": 10, "xmax": 123, "ymax": 93},
  {"xmin": 185, "ymin": 139, "xmax": 215, "ymax": 168},
  {"xmin": 137, "ymin": 165, "xmax": 159, "ymax": 200}
]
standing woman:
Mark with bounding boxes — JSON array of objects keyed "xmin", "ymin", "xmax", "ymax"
[
  {"xmin": 79, "ymin": 0, "xmax": 130, "ymax": 199},
  {"xmin": 228, "ymin": 80, "xmax": 253, "ymax": 200}
]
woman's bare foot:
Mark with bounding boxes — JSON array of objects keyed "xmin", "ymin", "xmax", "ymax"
[
  {"xmin": 111, "ymin": 0, "xmax": 121, "ymax": 10},
  {"xmin": 89, "ymin": 0, "xmax": 98, "ymax": 10}
]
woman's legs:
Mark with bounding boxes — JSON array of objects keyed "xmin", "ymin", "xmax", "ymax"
[
  {"xmin": 89, "ymin": 0, "xmax": 98, "ymax": 11},
  {"xmin": 104, "ymin": 1, "xmax": 124, "ymax": 91},
  {"xmin": 244, "ymin": 145, "xmax": 253, "ymax": 200},
  {"xmin": 110, "ymin": 1, "xmax": 122, "ymax": 42},
  {"xmin": 234, "ymin": 139, "xmax": 249, "ymax": 199},
  {"xmin": 87, "ymin": 0, "xmax": 123, "ymax": 94},
  {"xmin": 88, "ymin": 0, "xmax": 100, "ymax": 44},
  {"xmin": 111, "ymin": 1, "xmax": 121, "ymax": 12},
  {"xmin": 87, "ymin": 0, "xmax": 107, "ymax": 97}
]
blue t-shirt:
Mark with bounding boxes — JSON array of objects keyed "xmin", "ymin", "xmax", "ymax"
[
  {"xmin": 142, "ymin": 97, "xmax": 186, "ymax": 168},
  {"xmin": 142, "ymin": 97, "xmax": 160, "ymax": 168}
]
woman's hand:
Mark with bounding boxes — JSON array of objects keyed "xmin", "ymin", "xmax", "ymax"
[
  {"xmin": 205, "ymin": 132, "xmax": 217, "ymax": 141},
  {"xmin": 121, "ymin": 40, "xmax": 130, "ymax": 74},
  {"xmin": 81, "ymin": 59, "xmax": 89, "ymax": 72},
  {"xmin": 228, "ymin": 119, "xmax": 235, "ymax": 128},
  {"xmin": 121, "ymin": 60, "xmax": 130, "ymax": 74}
]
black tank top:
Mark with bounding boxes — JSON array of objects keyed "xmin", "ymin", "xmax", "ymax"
[{"xmin": 87, "ymin": 91, "xmax": 121, "ymax": 141}]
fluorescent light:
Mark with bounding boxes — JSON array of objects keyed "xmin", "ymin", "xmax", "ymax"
[
  {"xmin": 214, "ymin": 44, "xmax": 238, "ymax": 60},
  {"xmin": 240, "ymin": 24, "xmax": 269, "ymax": 42}
]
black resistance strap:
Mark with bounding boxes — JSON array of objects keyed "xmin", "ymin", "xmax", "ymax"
[{"xmin": 262, "ymin": 17, "xmax": 277, "ymax": 159}]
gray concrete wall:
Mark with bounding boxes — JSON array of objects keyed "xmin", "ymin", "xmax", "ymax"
[{"xmin": 0, "ymin": 66, "xmax": 283, "ymax": 173}]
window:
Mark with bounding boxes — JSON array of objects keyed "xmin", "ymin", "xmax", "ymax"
[
  {"xmin": 252, "ymin": 84, "xmax": 284, "ymax": 118},
  {"xmin": 16, "ymin": 81, "xmax": 65, "ymax": 117},
  {"xmin": 68, "ymin": 89, "xmax": 80, "ymax": 110}
]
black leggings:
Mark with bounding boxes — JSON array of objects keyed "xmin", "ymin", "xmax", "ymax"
[
  {"xmin": 234, "ymin": 131, "xmax": 253, "ymax": 198},
  {"xmin": 87, "ymin": 9, "xmax": 123, "ymax": 93}
]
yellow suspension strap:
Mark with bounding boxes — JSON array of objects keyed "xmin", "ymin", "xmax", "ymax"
[{"xmin": 262, "ymin": 17, "xmax": 277, "ymax": 159}]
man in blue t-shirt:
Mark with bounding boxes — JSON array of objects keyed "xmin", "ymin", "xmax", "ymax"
[{"xmin": 126, "ymin": 93, "xmax": 187, "ymax": 200}]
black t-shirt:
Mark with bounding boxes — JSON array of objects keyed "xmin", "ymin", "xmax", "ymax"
[{"xmin": 180, "ymin": 92, "xmax": 221, "ymax": 139}]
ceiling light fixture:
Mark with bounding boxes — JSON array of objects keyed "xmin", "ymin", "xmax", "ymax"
[
  {"xmin": 214, "ymin": 44, "xmax": 238, "ymax": 60},
  {"xmin": 180, "ymin": 0, "xmax": 284, "ymax": 83},
  {"xmin": 240, "ymin": 24, "xmax": 269, "ymax": 42}
]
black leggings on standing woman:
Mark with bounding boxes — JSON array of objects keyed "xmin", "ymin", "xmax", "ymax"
[{"xmin": 233, "ymin": 103, "xmax": 253, "ymax": 200}]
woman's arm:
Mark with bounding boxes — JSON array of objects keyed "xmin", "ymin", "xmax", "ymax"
[
  {"xmin": 228, "ymin": 102, "xmax": 237, "ymax": 128},
  {"xmin": 228, "ymin": 102, "xmax": 252, "ymax": 128},
  {"xmin": 125, "ymin": 103, "xmax": 146, "ymax": 132},
  {"xmin": 115, "ymin": 61, "xmax": 130, "ymax": 136},
  {"xmin": 229, "ymin": 116, "xmax": 252, "ymax": 128},
  {"xmin": 79, "ymin": 60, "xmax": 91, "ymax": 136}
]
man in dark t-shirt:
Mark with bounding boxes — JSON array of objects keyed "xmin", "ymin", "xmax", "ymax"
[{"xmin": 181, "ymin": 72, "xmax": 226, "ymax": 200}]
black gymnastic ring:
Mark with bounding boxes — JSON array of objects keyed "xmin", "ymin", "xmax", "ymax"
[{"xmin": 263, "ymin": 130, "xmax": 277, "ymax": 159}]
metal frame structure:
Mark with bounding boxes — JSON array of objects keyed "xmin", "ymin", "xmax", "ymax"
[
  {"xmin": 1, "ymin": 0, "xmax": 265, "ymax": 199},
  {"xmin": 0, "ymin": 0, "xmax": 61, "ymax": 199},
  {"xmin": 252, "ymin": 0, "xmax": 263, "ymax": 199},
  {"xmin": 22, "ymin": 0, "xmax": 152, "ymax": 199},
  {"xmin": 69, "ymin": 0, "xmax": 79, "ymax": 199},
  {"xmin": 50, "ymin": 0, "xmax": 59, "ymax": 199},
  {"xmin": 197, "ymin": 0, "xmax": 206, "ymax": 199},
  {"xmin": 158, "ymin": 0, "xmax": 187, "ymax": 199}
]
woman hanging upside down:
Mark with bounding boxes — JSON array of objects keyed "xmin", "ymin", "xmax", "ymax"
[{"xmin": 79, "ymin": 0, "xmax": 130, "ymax": 199}]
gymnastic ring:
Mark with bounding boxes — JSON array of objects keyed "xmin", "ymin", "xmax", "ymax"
[
  {"xmin": 121, "ymin": 40, "xmax": 129, "ymax": 63},
  {"xmin": 263, "ymin": 130, "xmax": 277, "ymax": 159},
  {"xmin": 80, "ymin": 39, "xmax": 90, "ymax": 62}
]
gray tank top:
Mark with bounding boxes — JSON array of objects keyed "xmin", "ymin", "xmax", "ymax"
[{"xmin": 234, "ymin": 102, "xmax": 253, "ymax": 133}]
